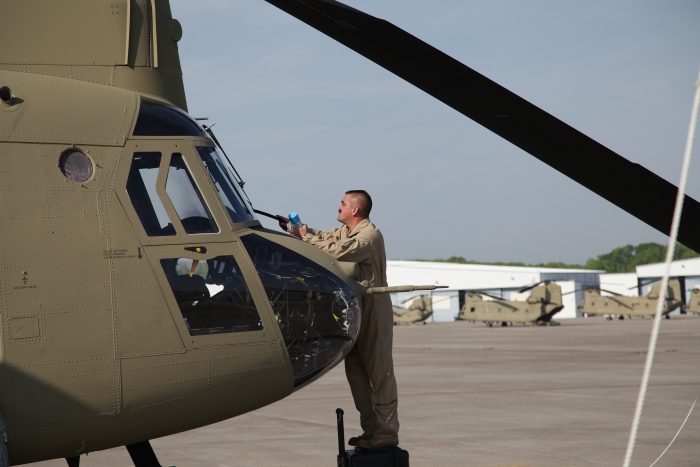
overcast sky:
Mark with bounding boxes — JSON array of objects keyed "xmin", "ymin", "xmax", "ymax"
[{"xmin": 170, "ymin": 0, "xmax": 700, "ymax": 264}]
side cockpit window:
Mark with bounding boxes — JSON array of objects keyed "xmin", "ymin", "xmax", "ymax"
[
  {"xmin": 166, "ymin": 154, "xmax": 219, "ymax": 234},
  {"xmin": 126, "ymin": 152, "xmax": 176, "ymax": 236},
  {"xmin": 196, "ymin": 146, "xmax": 253, "ymax": 223},
  {"xmin": 161, "ymin": 256, "xmax": 264, "ymax": 335},
  {"xmin": 132, "ymin": 103, "xmax": 205, "ymax": 137}
]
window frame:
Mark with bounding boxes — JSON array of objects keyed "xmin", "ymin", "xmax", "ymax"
[
  {"xmin": 125, "ymin": 151, "xmax": 177, "ymax": 237},
  {"xmin": 163, "ymin": 152, "xmax": 220, "ymax": 235},
  {"xmin": 147, "ymin": 242, "xmax": 280, "ymax": 348},
  {"xmin": 117, "ymin": 139, "xmax": 246, "ymax": 246}
]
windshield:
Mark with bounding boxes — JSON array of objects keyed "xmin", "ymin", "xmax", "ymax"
[
  {"xmin": 240, "ymin": 234, "xmax": 360, "ymax": 389},
  {"xmin": 133, "ymin": 103, "xmax": 206, "ymax": 137},
  {"xmin": 196, "ymin": 146, "xmax": 254, "ymax": 224}
]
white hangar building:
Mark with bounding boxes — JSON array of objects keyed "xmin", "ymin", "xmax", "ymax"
[{"xmin": 386, "ymin": 260, "xmax": 602, "ymax": 322}]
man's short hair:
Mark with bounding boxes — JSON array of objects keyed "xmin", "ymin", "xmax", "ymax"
[{"xmin": 346, "ymin": 190, "xmax": 372, "ymax": 218}]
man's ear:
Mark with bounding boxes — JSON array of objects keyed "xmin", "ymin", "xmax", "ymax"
[{"xmin": 351, "ymin": 205, "xmax": 360, "ymax": 217}]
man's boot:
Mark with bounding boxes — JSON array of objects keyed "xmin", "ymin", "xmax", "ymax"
[
  {"xmin": 348, "ymin": 432, "xmax": 373, "ymax": 447},
  {"xmin": 356, "ymin": 433, "xmax": 399, "ymax": 449},
  {"xmin": 357, "ymin": 400, "xmax": 399, "ymax": 449}
]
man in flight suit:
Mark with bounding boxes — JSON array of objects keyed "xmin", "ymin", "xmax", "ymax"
[{"xmin": 289, "ymin": 190, "xmax": 399, "ymax": 449}]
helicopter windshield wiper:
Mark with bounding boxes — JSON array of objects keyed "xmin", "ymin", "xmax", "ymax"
[{"xmin": 202, "ymin": 122, "xmax": 247, "ymax": 190}]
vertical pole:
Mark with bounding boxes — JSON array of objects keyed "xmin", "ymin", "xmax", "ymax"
[{"xmin": 336, "ymin": 408, "xmax": 345, "ymax": 467}]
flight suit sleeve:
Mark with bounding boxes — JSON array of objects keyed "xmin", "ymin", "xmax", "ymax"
[
  {"xmin": 303, "ymin": 227, "xmax": 337, "ymax": 241},
  {"xmin": 302, "ymin": 227, "xmax": 373, "ymax": 263}
]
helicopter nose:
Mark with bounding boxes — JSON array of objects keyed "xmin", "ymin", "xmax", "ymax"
[{"xmin": 240, "ymin": 233, "xmax": 360, "ymax": 390}]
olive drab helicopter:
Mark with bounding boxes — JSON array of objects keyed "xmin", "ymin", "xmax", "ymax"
[
  {"xmin": 1, "ymin": 0, "xmax": 698, "ymax": 466},
  {"xmin": 0, "ymin": 1, "xmax": 447, "ymax": 465},
  {"xmin": 578, "ymin": 280, "xmax": 683, "ymax": 320},
  {"xmin": 393, "ymin": 295, "xmax": 432, "ymax": 325},
  {"xmin": 392, "ymin": 294, "xmax": 450, "ymax": 325},
  {"xmin": 456, "ymin": 281, "xmax": 564, "ymax": 326},
  {"xmin": 682, "ymin": 288, "xmax": 700, "ymax": 315}
]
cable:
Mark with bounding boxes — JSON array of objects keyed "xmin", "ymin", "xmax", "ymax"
[
  {"xmin": 648, "ymin": 391, "xmax": 700, "ymax": 467},
  {"xmin": 622, "ymin": 67, "xmax": 700, "ymax": 467}
]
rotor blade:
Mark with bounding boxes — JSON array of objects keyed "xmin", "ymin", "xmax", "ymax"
[
  {"xmin": 562, "ymin": 289, "xmax": 586, "ymax": 296},
  {"xmin": 628, "ymin": 278, "xmax": 661, "ymax": 290},
  {"xmin": 468, "ymin": 292, "xmax": 519, "ymax": 310},
  {"xmin": 469, "ymin": 291, "xmax": 505, "ymax": 301},
  {"xmin": 518, "ymin": 281, "xmax": 544, "ymax": 294},
  {"xmin": 400, "ymin": 296, "xmax": 415, "ymax": 305},
  {"xmin": 262, "ymin": 0, "xmax": 700, "ymax": 252},
  {"xmin": 599, "ymin": 288, "xmax": 625, "ymax": 297},
  {"xmin": 469, "ymin": 291, "xmax": 518, "ymax": 310}
]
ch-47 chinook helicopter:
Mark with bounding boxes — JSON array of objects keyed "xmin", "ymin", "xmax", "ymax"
[
  {"xmin": 1, "ymin": 0, "xmax": 699, "ymax": 466},
  {"xmin": 392, "ymin": 295, "xmax": 432, "ymax": 325},
  {"xmin": 0, "ymin": 1, "xmax": 450, "ymax": 465},
  {"xmin": 456, "ymin": 281, "xmax": 564, "ymax": 327},
  {"xmin": 682, "ymin": 288, "xmax": 700, "ymax": 315},
  {"xmin": 578, "ymin": 280, "xmax": 683, "ymax": 320},
  {"xmin": 391, "ymin": 294, "xmax": 451, "ymax": 325}
]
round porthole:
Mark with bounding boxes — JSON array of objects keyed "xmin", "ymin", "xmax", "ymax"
[
  {"xmin": 0, "ymin": 86, "xmax": 12, "ymax": 104},
  {"xmin": 59, "ymin": 150, "xmax": 93, "ymax": 183}
]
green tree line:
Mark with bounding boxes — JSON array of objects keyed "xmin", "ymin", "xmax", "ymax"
[{"xmin": 413, "ymin": 242, "xmax": 699, "ymax": 273}]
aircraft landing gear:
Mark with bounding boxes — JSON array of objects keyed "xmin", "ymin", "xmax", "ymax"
[
  {"xmin": 618, "ymin": 315, "xmax": 625, "ymax": 320},
  {"xmin": 487, "ymin": 322, "xmax": 493, "ymax": 327},
  {"xmin": 126, "ymin": 441, "xmax": 163, "ymax": 467},
  {"xmin": 501, "ymin": 321, "xmax": 508, "ymax": 327}
]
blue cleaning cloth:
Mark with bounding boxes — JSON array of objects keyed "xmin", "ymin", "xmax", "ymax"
[{"xmin": 289, "ymin": 212, "xmax": 301, "ymax": 226}]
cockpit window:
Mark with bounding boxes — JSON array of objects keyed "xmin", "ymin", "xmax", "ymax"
[
  {"xmin": 133, "ymin": 102, "xmax": 205, "ymax": 137},
  {"xmin": 126, "ymin": 152, "xmax": 176, "ymax": 236},
  {"xmin": 196, "ymin": 146, "xmax": 253, "ymax": 223},
  {"xmin": 240, "ymin": 234, "xmax": 360, "ymax": 389},
  {"xmin": 166, "ymin": 154, "xmax": 219, "ymax": 234},
  {"xmin": 161, "ymin": 255, "xmax": 264, "ymax": 335}
]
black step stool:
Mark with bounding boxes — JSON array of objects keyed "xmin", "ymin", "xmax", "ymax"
[{"xmin": 336, "ymin": 408, "xmax": 409, "ymax": 467}]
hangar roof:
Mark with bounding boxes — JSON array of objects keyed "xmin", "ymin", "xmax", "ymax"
[
  {"xmin": 636, "ymin": 257, "xmax": 700, "ymax": 278},
  {"xmin": 387, "ymin": 260, "xmax": 603, "ymax": 291}
]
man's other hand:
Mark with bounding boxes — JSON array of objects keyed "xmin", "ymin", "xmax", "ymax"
[{"xmin": 288, "ymin": 224, "xmax": 308, "ymax": 238}]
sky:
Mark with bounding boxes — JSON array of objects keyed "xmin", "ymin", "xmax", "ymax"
[{"xmin": 170, "ymin": 0, "xmax": 700, "ymax": 264}]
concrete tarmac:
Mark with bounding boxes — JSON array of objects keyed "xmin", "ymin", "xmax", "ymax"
[{"xmin": 29, "ymin": 316, "xmax": 700, "ymax": 467}]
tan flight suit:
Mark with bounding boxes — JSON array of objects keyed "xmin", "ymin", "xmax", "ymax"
[{"xmin": 302, "ymin": 219, "xmax": 399, "ymax": 440}]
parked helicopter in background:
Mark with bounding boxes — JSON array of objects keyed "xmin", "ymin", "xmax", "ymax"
[
  {"xmin": 393, "ymin": 295, "xmax": 432, "ymax": 325},
  {"xmin": 456, "ymin": 281, "xmax": 564, "ymax": 327},
  {"xmin": 682, "ymin": 288, "xmax": 700, "ymax": 315},
  {"xmin": 392, "ymin": 294, "xmax": 451, "ymax": 325},
  {"xmin": 578, "ymin": 280, "xmax": 682, "ymax": 319}
]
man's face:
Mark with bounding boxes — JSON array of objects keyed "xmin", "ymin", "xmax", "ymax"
[{"xmin": 337, "ymin": 194, "xmax": 355, "ymax": 225}]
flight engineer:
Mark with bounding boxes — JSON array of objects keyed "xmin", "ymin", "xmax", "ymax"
[{"xmin": 288, "ymin": 190, "xmax": 399, "ymax": 449}]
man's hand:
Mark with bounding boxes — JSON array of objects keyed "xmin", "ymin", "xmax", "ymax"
[{"xmin": 288, "ymin": 224, "xmax": 308, "ymax": 238}]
